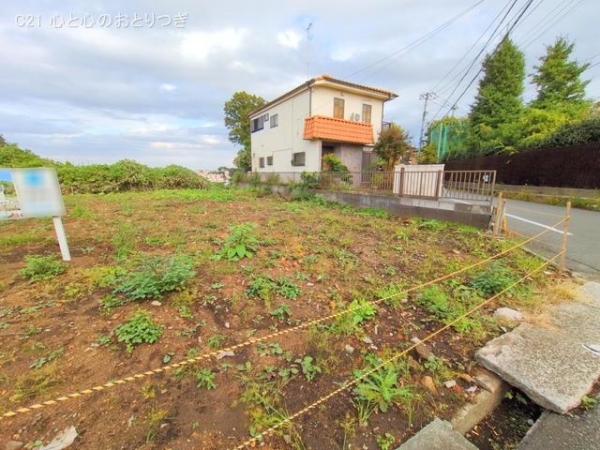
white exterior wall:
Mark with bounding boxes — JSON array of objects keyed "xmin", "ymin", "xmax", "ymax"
[
  {"xmin": 250, "ymin": 83, "xmax": 389, "ymax": 173},
  {"xmin": 251, "ymin": 89, "xmax": 321, "ymax": 173},
  {"xmin": 310, "ymin": 86, "xmax": 385, "ymax": 143}
]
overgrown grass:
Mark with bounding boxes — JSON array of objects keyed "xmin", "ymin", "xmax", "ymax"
[{"xmin": 503, "ymin": 190, "xmax": 600, "ymax": 212}]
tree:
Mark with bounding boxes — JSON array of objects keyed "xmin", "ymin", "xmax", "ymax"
[
  {"xmin": 531, "ymin": 37, "xmax": 590, "ymax": 113},
  {"xmin": 223, "ymin": 91, "xmax": 266, "ymax": 171},
  {"xmin": 0, "ymin": 135, "xmax": 6, "ymax": 147},
  {"xmin": 469, "ymin": 38, "xmax": 525, "ymax": 151},
  {"xmin": 373, "ymin": 124, "xmax": 413, "ymax": 170}
]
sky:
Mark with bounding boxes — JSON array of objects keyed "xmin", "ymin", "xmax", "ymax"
[{"xmin": 0, "ymin": 0, "xmax": 598, "ymax": 170}]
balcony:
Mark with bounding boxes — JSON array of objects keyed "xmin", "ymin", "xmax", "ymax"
[{"xmin": 303, "ymin": 115, "xmax": 375, "ymax": 145}]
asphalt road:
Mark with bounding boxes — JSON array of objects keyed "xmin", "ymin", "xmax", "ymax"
[{"xmin": 503, "ymin": 199, "xmax": 600, "ymax": 275}]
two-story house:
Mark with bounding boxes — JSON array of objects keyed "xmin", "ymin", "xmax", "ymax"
[{"xmin": 249, "ymin": 75, "xmax": 397, "ymax": 174}]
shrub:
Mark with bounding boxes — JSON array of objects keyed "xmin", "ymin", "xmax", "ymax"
[
  {"xmin": 114, "ymin": 310, "xmax": 163, "ymax": 352},
  {"xmin": 19, "ymin": 255, "xmax": 67, "ymax": 281},
  {"xmin": 112, "ymin": 254, "xmax": 196, "ymax": 301}
]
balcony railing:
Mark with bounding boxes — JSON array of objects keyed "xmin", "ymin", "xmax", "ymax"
[{"xmin": 303, "ymin": 115, "xmax": 375, "ymax": 145}]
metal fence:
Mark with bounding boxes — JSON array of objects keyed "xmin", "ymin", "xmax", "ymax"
[{"xmin": 252, "ymin": 169, "xmax": 496, "ymax": 204}]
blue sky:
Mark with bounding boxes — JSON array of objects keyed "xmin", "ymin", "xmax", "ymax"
[{"xmin": 1, "ymin": 0, "xmax": 598, "ymax": 170}]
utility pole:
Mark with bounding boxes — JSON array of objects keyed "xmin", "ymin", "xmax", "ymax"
[
  {"xmin": 306, "ymin": 23, "xmax": 313, "ymax": 79},
  {"xmin": 450, "ymin": 105, "xmax": 458, "ymax": 117},
  {"xmin": 418, "ymin": 92, "xmax": 436, "ymax": 153}
]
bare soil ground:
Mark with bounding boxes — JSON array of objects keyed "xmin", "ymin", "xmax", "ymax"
[{"xmin": 0, "ymin": 188, "xmax": 558, "ymax": 449}]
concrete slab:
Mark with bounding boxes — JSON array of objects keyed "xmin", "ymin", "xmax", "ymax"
[
  {"xmin": 397, "ymin": 418, "xmax": 478, "ymax": 450},
  {"xmin": 476, "ymin": 282, "xmax": 600, "ymax": 414},
  {"xmin": 517, "ymin": 396, "xmax": 600, "ymax": 450},
  {"xmin": 451, "ymin": 372, "xmax": 509, "ymax": 435}
]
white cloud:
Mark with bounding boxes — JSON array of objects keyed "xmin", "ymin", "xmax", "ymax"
[
  {"xmin": 277, "ymin": 29, "xmax": 302, "ymax": 49},
  {"xmin": 330, "ymin": 46, "xmax": 362, "ymax": 62},
  {"xmin": 160, "ymin": 83, "xmax": 177, "ymax": 92},
  {"xmin": 180, "ymin": 28, "xmax": 248, "ymax": 61}
]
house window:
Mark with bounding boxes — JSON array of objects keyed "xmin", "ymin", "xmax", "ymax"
[
  {"xmin": 267, "ymin": 156, "xmax": 273, "ymax": 166},
  {"xmin": 333, "ymin": 98, "xmax": 345, "ymax": 119},
  {"xmin": 291, "ymin": 152, "xmax": 306, "ymax": 166},
  {"xmin": 259, "ymin": 157, "xmax": 265, "ymax": 168},
  {"xmin": 362, "ymin": 104, "xmax": 372, "ymax": 124},
  {"xmin": 251, "ymin": 116, "xmax": 265, "ymax": 132},
  {"xmin": 270, "ymin": 114, "xmax": 279, "ymax": 128}
]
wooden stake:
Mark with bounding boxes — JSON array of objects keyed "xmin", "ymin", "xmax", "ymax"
[
  {"xmin": 493, "ymin": 192, "xmax": 503, "ymax": 237},
  {"xmin": 559, "ymin": 201, "xmax": 571, "ymax": 273}
]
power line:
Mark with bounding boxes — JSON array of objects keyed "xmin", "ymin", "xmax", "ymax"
[
  {"xmin": 515, "ymin": 0, "xmax": 576, "ymax": 43},
  {"xmin": 345, "ymin": 0, "xmax": 484, "ymax": 81},
  {"xmin": 440, "ymin": 0, "xmax": 535, "ymax": 119},
  {"xmin": 521, "ymin": 0, "xmax": 586, "ymax": 49},
  {"xmin": 506, "ymin": 0, "xmax": 546, "ymax": 34},
  {"xmin": 433, "ymin": 0, "xmax": 516, "ymax": 96},
  {"xmin": 430, "ymin": 0, "xmax": 523, "ymax": 122}
]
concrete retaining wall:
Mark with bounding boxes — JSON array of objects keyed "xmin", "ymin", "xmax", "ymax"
[
  {"xmin": 320, "ymin": 191, "xmax": 492, "ymax": 229},
  {"xmin": 237, "ymin": 184, "xmax": 492, "ymax": 229}
]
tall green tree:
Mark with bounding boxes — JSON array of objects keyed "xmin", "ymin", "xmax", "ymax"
[
  {"xmin": 373, "ymin": 124, "xmax": 413, "ymax": 170},
  {"xmin": 469, "ymin": 38, "xmax": 525, "ymax": 152},
  {"xmin": 531, "ymin": 37, "xmax": 590, "ymax": 112},
  {"xmin": 223, "ymin": 91, "xmax": 266, "ymax": 171}
]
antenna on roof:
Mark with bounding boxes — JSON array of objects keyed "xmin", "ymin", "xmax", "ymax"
[{"xmin": 306, "ymin": 22, "xmax": 313, "ymax": 79}]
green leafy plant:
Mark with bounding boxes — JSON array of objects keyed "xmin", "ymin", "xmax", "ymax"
[
  {"xmin": 470, "ymin": 263, "xmax": 516, "ymax": 296},
  {"xmin": 296, "ymin": 356, "xmax": 321, "ymax": 381},
  {"xmin": 353, "ymin": 363, "xmax": 415, "ymax": 413},
  {"xmin": 207, "ymin": 334, "xmax": 226, "ymax": 349},
  {"xmin": 196, "ymin": 368, "xmax": 217, "ymax": 389},
  {"xmin": 114, "ymin": 310, "xmax": 163, "ymax": 352},
  {"xmin": 256, "ymin": 343, "xmax": 283, "ymax": 357},
  {"xmin": 276, "ymin": 277, "xmax": 301, "ymax": 300},
  {"xmin": 19, "ymin": 255, "xmax": 66, "ymax": 281},
  {"xmin": 332, "ymin": 298, "xmax": 377, "ymax": 335},
  {"xmin": 30, "ymin": 347, "xmax": 64, "ymax": 370},
  {"xmin": 270, "ymin": 304, "xmax": 292, "ymax": 321},
  {"xmin": 112, "ymin": 254, "xmax": 196, "ymax": 301},
  {"xmin": 376, "ymin": 433, "xmax": 396, "ymax": 450},
  {"xmin": 581, "ymin": 395, "xmax": 597, "ymax": 410},
  {"xmin": 213, "ymin": 222, "xmax": 259, "ymax": 260},
  {"xmin": 416, "ymin": 286, "xmax": 451, "ymax": 319},
  {"xmin": 246, "ymin": 275, "xmax": 276, "ymax": 302}
]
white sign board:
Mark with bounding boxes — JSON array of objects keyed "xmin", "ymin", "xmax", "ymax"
[
  {"xmin": 0, "ymin": 168, "xmax": 70, "ymax": 260},
  {"xmin": 1, "ymin": 168, "xmax": 66, "ymax": 218}
]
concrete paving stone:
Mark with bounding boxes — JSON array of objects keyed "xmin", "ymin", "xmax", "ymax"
[
  {"xmin": 476, "ymin": 322, "xmax": 600, "ymax": 413},
  {"xmin": 579, "ymin": 282, "xmax": 600, "ymax": 302},
  {"xmin": 396, "ymin": 418, "xmax": 478, "ymax": 450},
  {"xmin": 476, "ymin": 281, "xmax": 600, "ymax": 414},
  {"xmin": 517, "ymin": 395, "xmax": 600, "ymax": 450}
]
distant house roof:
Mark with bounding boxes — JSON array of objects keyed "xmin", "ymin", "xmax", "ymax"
[{"xmin": 250, "ymin": 74, "xmax": 398, "ymax": 118}]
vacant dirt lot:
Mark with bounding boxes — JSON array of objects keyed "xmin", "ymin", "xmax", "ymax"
[{"xmin": 0, "ymin": 187, "xmax": 555, "ymax": 449}]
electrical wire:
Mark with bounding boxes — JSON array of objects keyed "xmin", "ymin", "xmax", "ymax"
[
  {"xmin": 433, "ymin": 0, "xmax": 516, "ymax": 96},
  {"xmin": 430, "ymin": 0, "xmax": 523, "ymax": 122},
  {"xmin": 345, "ymin": 1, "xmax": 485, "ymax": 81},
  {"xmin": 521, "ymin": 0, "xmax": 587, "ymax": 49},
  {"xmin": 438, "ymin": 0, "xmax": 535, "ymax": 120}
]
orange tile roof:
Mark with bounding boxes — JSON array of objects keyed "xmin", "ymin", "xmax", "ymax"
[{"xmin": 303, "ymin": 115, "xmax": 375, "ymax": 145}]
